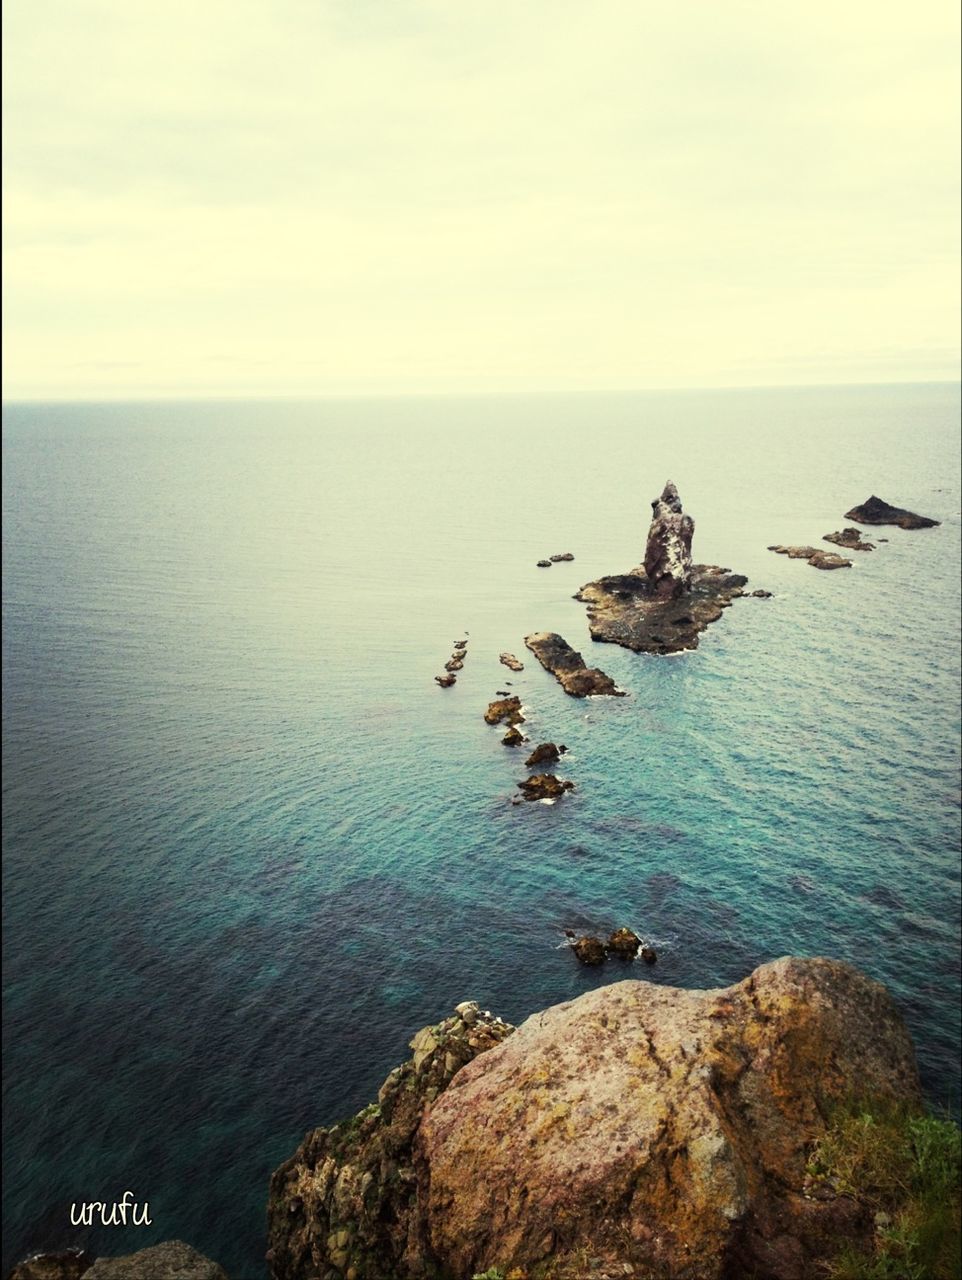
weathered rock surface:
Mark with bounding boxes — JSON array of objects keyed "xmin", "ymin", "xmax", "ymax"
[
  {"xmin": 549, "ymin": 552, "xmax": 575, "ymax": 562},
  {"xmin": 84, "ymin": 1244, "xmax": 227, "ymax": 1280},
  {"xmin": 644, "ymin": 481, "xmax": 695, "ymax": 599},
  {"xmin": 498, "ymin": 652, "xmax": 524, "ymax": 672},
  {"xmin": 844, "ymin": 495, "xmax": 940, "ymax": 529},
  {"xmin": 268, "ymin": 958, "xmax": 920, "ymax": 1280},
  {"xmin": 523, "ymin": 632, "xmax": 623, "ymax": 697},
  {"xmin": 576, "ymin": 564, "xmax": 747, "ymax": 655},
  {"xmin": 536, "ymin": 559, "xmax": 552, "ymax": 568},
  {"xmin": 607, "ymin": 926, "xmax": 641, "ymax": 958},
  {"xmin": 768, "ymin": 546, "xmax": 852, "ymax": 570},
  {"xmin": 434, "ymin": 674, "xmax": 456, "ymax": 688},
  {"xmin": 267, "ymin": 1007, "xmax": 514, "ymax": 1280},
  {"xmin": 823, "ymin": 527, "xmax": 875, "ymax": 551},
  {"xmin": 501, "ymin": 726, "xmax": 525, "ymax": 747},
  {"xmin": 483, "ymin": 696, "xmax": 524, "ymax": 726},
  {"xmin": 8, "ymin": 1253, "xmax": 94, "ymax": 1280},
  {"xmin": 572, "ymin": 935, "xmax": 607, "ymax": 965},
  {"xmin": 516, "ymin": 773, "xmax": 575, "ymax": 801},
  {"xmin": 442, "ymin": 658, "xmax": 462, "ymax": 672},
  {"xmin": 524, "ymin": 742, "xmax": 565, "ymax": 768},
  {"xmin": 751, "ymin": 589, "xmax": 773, "ymax": 598}
]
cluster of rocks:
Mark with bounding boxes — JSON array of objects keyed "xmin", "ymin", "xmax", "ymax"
[
  {"xmin": 575, "ymin": 483, "xmax": 753, "ymax": 654},
  {"xmin": 567, "ymin": 926, "xmax": 657, "ymax": 966},
  {"xmin": 535, "ymin": 552, "xmax": 575, "ymax": 567},
  {"xmin": 768, "ymin": 495, "xmax": 939, "ymax": 576},
  {"xmin": 434, "ymin": 638, "xmax": 468, "ymax": 688},
  {"xmin": 483, "ymin": 694, "xmax": 526, "ymax": 746},
  {"xmin": 767, "ymin": 545, "xmax": 853, "ymax": 571},
  {"xmin": 484, "ymin": 696, "xmax": 576, "ymax": 802},
  {"xmin": 266, "ymin": 958, "xmax": 923, "ymax": 1280}
]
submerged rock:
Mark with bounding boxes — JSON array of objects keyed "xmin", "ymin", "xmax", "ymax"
[
  {"xmin": 268, "ymin": 958, "xmax": 920, "ymax": 1280},
  {"xmin": 844, "ymin": 495, "xmax": 940, "ymax": 529},
  {"xmin": 572, "ymin": 935, "xmax": 607, "ymax": 965},
  {"xmin": 644, "ymin": 480, "xmax": 695, "ymax": 600},
  {"xmin": 823, "ymin": 527, "xmax": 876, "ymax": 551},
  {"xmin": 524, "ymin": 742, "xmax": 565, "ymax": 768},
  {"xmin": 498, "ymin": 652, "xmax": 524, "ymax": 672},
  {"xmin": 607, "ymin": 927, "xmax": 641, "ymax": 958},
  {"xmin": 516, "ymin": 773, "xmax": 575, "ymax": 801},
  {"xmin": 523, "ymin": 632, "xmax": 623, "ymax": 697},
  {"xmin": 768, "ymin": 545, "xmax": 852, "ymax": 570},
  {"xmin": 443, "ymin": 658, "xmax": 463, "ymax": 672},
  {"xmin": 483, "ymin": 696, "xmax": 524, "ymax": 726}
]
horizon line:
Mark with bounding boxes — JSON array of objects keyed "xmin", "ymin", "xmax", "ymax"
[{"xmin": 3, "ymin": 375, "xmax": 961, "ymax": 408}]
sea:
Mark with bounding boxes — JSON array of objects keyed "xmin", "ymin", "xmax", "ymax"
[{"xmin": 3, "ymin": 383, "xmax": 960, "ymax": 1279}]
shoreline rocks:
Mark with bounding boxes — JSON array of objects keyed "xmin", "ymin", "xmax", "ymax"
[
  {"xmin": 844, "ymin": 495, "xmax": 940, "ymax": 529},
  {"xmin": 267, "ymin": 958, "xmax": 921, "ymax": 1280},
  {"xmin": 768, "ymin": 545, "xmax": 852, "ymax": 570},
  {"xmin": 523, "ymin": 632, "xmax": 624, "ymax": 697}
]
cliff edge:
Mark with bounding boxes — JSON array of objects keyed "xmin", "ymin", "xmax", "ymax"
[{"xmin": 267, "ymin": 958, "xmax": 920, "ymax": 1280}]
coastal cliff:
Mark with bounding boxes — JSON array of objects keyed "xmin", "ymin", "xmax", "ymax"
[{"xmin": 266, "ymin": 958, "xmax": 922, "ymax": 1280}]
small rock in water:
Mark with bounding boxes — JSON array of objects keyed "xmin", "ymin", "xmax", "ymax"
[
  {"xmin": 536, "ymin": 559, "xmax": 552, "ymax": 568},
  {"xmin": 823, "ymin": 527, "xmax": 875, "ymax": 552},
  {"xmin": 499, "ymin": 652, "xmax": 525, "ymax": 672},
  {"xmin": 435, "ymin": 674, "xmax": 456, "ymax": 687},
  {"xmin": 444, "ymin": 658, "xmax": 463, "ymax": 672},
  {"xmin": 572, "ymin": 936, "xmax": 606, "ymax": 965},
  {"xmin": 607, "ymin": 927, "xmax": 641, "ymax": 959},
  {"xmin": 502, "ymin": 726, "xmax": 525, "ymax": 747},
  {"xmin": 517, "ymin": 773, "xmax": 574, "ymax": 801},
  {"xmin": 524, "ymin": 742, "xmax": 562, "ymax": 768},
  {"xmin": 452, "ymin": 639, "xmax": 468, "ymax": 649},
  {"xmin": 484, "ymin": 696, "xmax": 524, "ymax": 726},
  {"xmin": 844, "ymin": 495, "xmax": 940, "ymax": 529},
  {"xmin": 640, "ymin": 945, "xmax": 657, "ymax": 965},
  {"xmin": 549, "ymin": 552, "xmax": 575, "ymax": 562}
]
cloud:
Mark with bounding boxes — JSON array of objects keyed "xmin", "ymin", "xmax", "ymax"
[{"xmin": 3, "ymin": 0, "xmax": 959, "ymax": 396}]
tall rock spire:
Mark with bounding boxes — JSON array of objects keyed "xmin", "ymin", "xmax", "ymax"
[{"xmin": 643, "ymin": 481, "xmax": 694, "ymax": 599}]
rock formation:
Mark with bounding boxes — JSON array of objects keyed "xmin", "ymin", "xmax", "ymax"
[
  {"xmin": 483, "ymin": 696, "xmax": 524, "ymax": 726},
  {"xmin": 267, "ymin": 958, "xmax": 920, "ymax": 1280},
  {"xmin": 549, "ymin": 552, "xmax": 575, "ymax": 562},
  {"xmin": 501, "ymin": 726, "xmax": 525, "ymax": 747},
  {"xmin": 768, "ymin": 546, "xmax": 852, "ymax": 570},
  {"xmin": 844, "ymin": 495, "xmax": 940, "ymax": 529},
  {"xmin": 10, "ymin": 1244, "xmax": 228, "ymax": 1280},
  {"xmin": 575, "ymin": 484, "xmax": 748, "ymax": 654},
  {"xmin": 536, "ymin": 559, "xmax": 552, "ymax": 568},
  {"xmin": 524, "ymin": 742, "xmax": 565, "ymax": 768},
  {"xmin": 607, "ymin": 926, "xmax": 641, "ymax": 958},
  {"xmin": 434, "ymin": 674, "xmax": 456, "ymax": 687},
  {"xmin": 823, "ymin": 528, "xmax": 875, "ymax": 551},
  {"xmin": 643, "ymin": 481, "xmax": 695, "ymax": 599},
  {"xmin": 572, "ymin": 935, "xmax": 606, "ymax": 965},
  {"xmin": 523, "ymin": 632, "xmax": 623, "ymax": 697},
  {"xmin": 516, "ymin": 773, "xmax": 574, "ymax": 801},
  {"xmin": 498, "ymin": 652, "xmax": 524, "ymax": 672}
]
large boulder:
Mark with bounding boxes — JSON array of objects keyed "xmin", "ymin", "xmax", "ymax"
[{"xmin": 267, "ymin": 958, "xmax": 920, "ymax": 1280}]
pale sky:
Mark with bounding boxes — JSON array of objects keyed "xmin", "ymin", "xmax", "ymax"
[{"xmin": 3, "ymin": 0, "xmax": 960, "ymax": 398}]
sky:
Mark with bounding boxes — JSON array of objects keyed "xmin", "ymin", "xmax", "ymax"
[{"xmin": 3, "ymin": 0, "xmax": 960, "ymax": 399}]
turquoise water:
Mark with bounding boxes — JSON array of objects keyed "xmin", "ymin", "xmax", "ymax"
[{"xmin": 2, "ymin": 384, "xmax": 960, "ymax": 1278}]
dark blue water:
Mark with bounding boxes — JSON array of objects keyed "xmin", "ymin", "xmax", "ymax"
[{"xmin": 3, "ymin": 385, "xmax": 960, "ymax": 1279}]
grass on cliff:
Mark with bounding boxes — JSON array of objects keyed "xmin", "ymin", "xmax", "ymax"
[{"xmin": 807, "ymin": 1100, "xmax": 961, "ymax": 1280}]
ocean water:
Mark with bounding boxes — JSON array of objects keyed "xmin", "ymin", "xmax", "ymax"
[{"xmin": 2, "ymin": 384, "xmax": 960, "ymax": 1279}]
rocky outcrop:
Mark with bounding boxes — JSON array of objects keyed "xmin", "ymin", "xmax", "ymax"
[
  {"xmin": 823, "ymin": 528, "xmax": 875, "ymax": 551},
  {"xmin": 524, "ymin": 742, "xmax": 566, "ymax": 768},
  {"xmin": 516, "ymin": 773, "xmax": 574, "ymax": 801},
  {"xmin": 267, "ymin": 1005, "xmax": 514, "ymax": 1280},
  {"xmin": 536, "ymin": 559, "xmax": 552, "ymax": 568},
  {"xmin": 523, "ymin": 632, "xmax": 623, "ymax": 697},
  {"xmin": 572, "ymin": 936, "xmax": 606, "ymax": 965},
  {"xmin": 844, "ymin": 495, "xmax": 940, "ymax": 529},
  {"xmin": 575, "ymin": 483, "xmax": 747, "ymax": 654},
  {"xmin": 498, "ymin": 652, "xmax": 524, "ymax": 672},
  {"xmin": 267, "ymin": 958, "xmax": 920, "ymax": 1280},
  {"xmin": 607, "ymin": 926, "xmax": 641, "ymax": 958},
  {"xmin": 549, "ymin": 552, "xmax": 575, "ymax": 562},
  {"xmin": 768, "ymin": 546, "xmax": 852, "ymax": 571},
  {"xmin": 644, "ymin": 481, "xmax": 695, "ymax": 599},
  {"xmin": 483, "ymin": 696, "xmax": 524, "ymax": 726},
  {"xmin": 8, "ymin": 1254, "xmax": 93, "ymax": 1280},
  {"xmin": 434, "ymin": 674, "xmax": 456, "ymax": 688},
  {"xmin": 10, "ymin": 1244, "xmax": 229, "ymax": 1280},
  {"xmin": 501, "ymin": 726, "xmax": 525, "ymax": 747}
]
